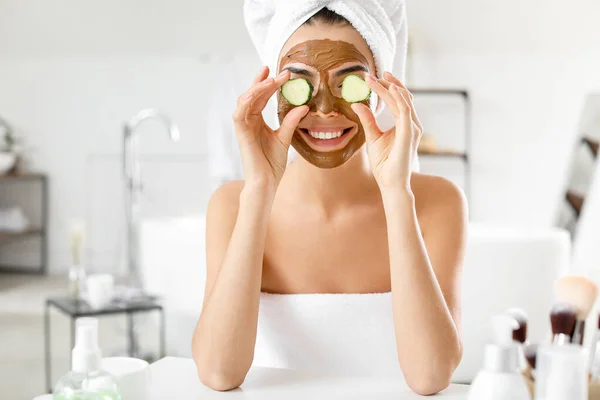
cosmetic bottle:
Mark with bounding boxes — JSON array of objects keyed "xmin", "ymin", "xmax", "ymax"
[
  {"xmin": 53, "ymin": 318, "xmax": 121, "ymax": 400},
  {"xmin": 467, "ymin": 314, "xmax": 531, "ymax": 400}
]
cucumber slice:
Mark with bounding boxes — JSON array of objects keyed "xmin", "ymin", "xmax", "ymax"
[
  {"xmin": 341, "ymin": 74, "xmax": 371, "ymax": 103},
  {"xmin": 281, "ymin": 78, "xmax": 313, "ymax": 106}
]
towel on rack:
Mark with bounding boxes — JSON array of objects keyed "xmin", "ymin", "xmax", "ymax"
[{"xmin": 0, "ymin": 207, "xmax": 29, "ymax": 232}]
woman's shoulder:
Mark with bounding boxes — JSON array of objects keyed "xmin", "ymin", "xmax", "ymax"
[
  {"xmin": 211, "ymin": 180, "xmax": 245, "ymax": 201},
  {"xmin": 207, "ymin": 180, "xmax": 245, "ymax": 217},
  {"xmin": 410, "ymin": 173, "xmax": 468, "ymax": 220}
]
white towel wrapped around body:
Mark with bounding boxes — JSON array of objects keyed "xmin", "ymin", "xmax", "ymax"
[{"xmin": 253, "ymin": 292, "xmax": 405, "ymax": 378}]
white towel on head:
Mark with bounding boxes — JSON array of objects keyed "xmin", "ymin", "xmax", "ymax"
[
  {"xmin": 253, "ymin": 291, "xmax": 405, "ymax": 377},
  {"xmin": 243, "ymin": 0, "xmax": 408, "ymax": 81}
]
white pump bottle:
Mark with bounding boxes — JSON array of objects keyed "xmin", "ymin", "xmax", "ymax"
[
  {"xmin": 53, "ymin": 318, "xmax": 121, "ymax": 399},
  {"xmin": 467, "ymin": 314, "xmax": 531, "ymax": 400}
]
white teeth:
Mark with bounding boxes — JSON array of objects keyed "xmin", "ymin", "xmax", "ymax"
[{"xmin": 308, "ymin": 130, "xmax": 344, "ymax": 140}]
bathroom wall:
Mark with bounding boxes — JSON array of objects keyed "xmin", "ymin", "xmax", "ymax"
[
  {"xmin": 0, "ymin": 0, "xmax": 599, "ymax": 273},
  {"xmin": 0, "ymin": 56, "xmax": 216, "ymax": 273}
]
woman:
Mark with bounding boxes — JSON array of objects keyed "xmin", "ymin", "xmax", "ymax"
[{"xmin": 192, "ymin": 1, "xmax": 466, "ymax": 395}]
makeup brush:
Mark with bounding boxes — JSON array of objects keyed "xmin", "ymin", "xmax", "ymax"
[
  {"xmin": 524, "ymin": 343, "xmax": 539, "ymax": 380},
  {"xmin": 589, "ymin": 313, "xmax": 600, "ymax": 380},
  {"xmin": 524, "ymin": 343, "xmax": 538, "ymax": 370},
  {"xmin": 505, "ymin": 308, "xmax": 528, "ymax": 344},
  {"xmin": 550, "ymin": 302, "xmax": 577, "ymax": 345},
  {"xmin": 555, "ymin": 275, "xmax": 599, "ymax": 345},
  {"xmin": 505, "ymin": 308, "xmax": 528, "ymax": 371}
]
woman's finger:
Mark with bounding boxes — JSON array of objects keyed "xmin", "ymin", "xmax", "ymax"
[
  {"xmin": 351, "ymin": 102, "xmax": 382, "ymax": 145},
  {"xmin": 394, "ymin": 85, "xmax": 423, "ymax": 134},
  {"xmin": 247, "ymin": 70, "xmax": 291, "ymax": 117},
  {"xmin": 252, "ymin": 66, "xmax": 270, "ymax": 85},
  {"xmin": 388, "ymin": 85, "xmax": 415, "ymax": 157},
  {"xmin": 277, "ymin": 105, "xmax": 309, "ymax": 146},
  {"xmin": 383, "ymin": 72, "xmax": 423, "ymax": 134},
  {"xmin": 398, "ymin": 87, "xmax": 423, "ymax": 134},
  {"xmin": 237, "ymin": 78, "xmax": 272, "ymax": 108},
  {"xmin": 376, "ymin": 78, "xmax": 393, "ymax": 90},
  {"xmin": 383, "ymin": 72, "xmax": 413, "ymax": 101},
  {"xmin": 366, "ymin": 75, "xmax": 400, "ymax": 117},
  {"xmin": 234, "ymin": 70, "xmax": 289, "ymax": 133},
  {"xmin": 388, "ymin": 84, "xmax": 412, "ymax": 122},
  {"xmin": 232, "ymin": 91, "xmax": 257, "ymax": 134},
  {"xmin": 237, "ymin": 73, "xmax": 289, "ymax": 126},
  {"xmin": 377, "ymin": 78, "xmax": 415, "ymax": 126},
  {"xmin": 233, "ymin": 79, "xmax": 277, "ymax": 134},
  {"xmin": 384, "ymin": 72, "xmax": 423, "ymax": 160},
  {"xmin": 391, "ymin": 85, "xmax": 423, "ymax": 143}
]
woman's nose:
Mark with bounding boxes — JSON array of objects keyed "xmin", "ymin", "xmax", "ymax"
[{"xmin": 310, "ymin": 83, "xmax": 339, "ymax": 116}]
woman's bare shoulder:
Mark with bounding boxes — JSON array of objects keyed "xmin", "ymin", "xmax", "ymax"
[
  {"xmin": 207, "ymin": 180, "xmax": 245, "ymax": 217},
  {"xmin": 410, "ymin": 173, "xmax": 468, "ymax": 220}
]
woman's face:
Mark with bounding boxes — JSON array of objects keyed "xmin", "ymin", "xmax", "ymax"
[{"xmin": 277, "ymin": 22, "xmax": 377, "ymax": 169}]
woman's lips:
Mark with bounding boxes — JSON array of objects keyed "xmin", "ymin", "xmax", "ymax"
[{"xmin": 297, "ymin": 126, "xmax": 356, "ymax": 151}]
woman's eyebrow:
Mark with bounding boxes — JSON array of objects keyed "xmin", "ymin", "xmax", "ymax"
[
  {"xmin": 334, "ymin": 65, "xmax": 368, "ymax": 76},
  {"xmin": 282, "ymin": 66, "xmax": 315, "ymax": 77}
]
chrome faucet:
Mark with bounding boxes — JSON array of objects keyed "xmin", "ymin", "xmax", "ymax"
[{"xmin": 122, "ymin": 109, "xmax": 180, "ymax": 290}]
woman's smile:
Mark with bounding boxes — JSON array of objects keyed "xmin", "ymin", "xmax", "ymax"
[
  {"xmin": 278, "ymin": 38, "xmax": 371, "ymax": 168},
  {"xmin": 297, "ymin": 125, "xmax": 357, "ymax": 151}
]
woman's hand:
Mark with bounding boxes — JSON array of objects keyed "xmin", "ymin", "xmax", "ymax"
[
  {"xmin": 233, "ymin": 66, "xmax": 309, "ymax": 192},
  {"xmin": 351, "ymin": 72, "xmax": 423, "ymax": 192}
]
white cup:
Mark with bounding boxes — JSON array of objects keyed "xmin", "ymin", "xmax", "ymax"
[
  {"xmin": 86, "ymin": 274, "xmax": 114, "ymax": 309},
  {"xmin": 101, "ymin": 357, "xmax": 150, "ymax": 400}
]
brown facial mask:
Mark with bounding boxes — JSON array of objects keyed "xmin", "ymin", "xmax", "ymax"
[{"xmin": 277, "ymin": 39, "xmax": 372, "ymax": 169}]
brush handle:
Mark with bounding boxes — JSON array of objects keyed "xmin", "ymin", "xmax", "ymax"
[
  {"xmin": 553, "ymin": 333, "xmax": 571, "ymax": 346},
  {"xmin": 572, "ymin": 320, "xmax": 586, "ymax": 345},
  {"xmin": 515, "ymin": 343, "xmax": 528, "ymax": 372}
]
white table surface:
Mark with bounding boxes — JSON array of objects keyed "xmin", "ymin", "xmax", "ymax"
[{"xmin": 149, "ymin": 357, "xmax": 470, "ymax": 399}]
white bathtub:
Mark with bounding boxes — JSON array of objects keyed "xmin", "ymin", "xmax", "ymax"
[
  {"xmin": 141, "ymin": 216, "xmax": 207, "ymax": 357},
  {"xmin": 141, "ymin": 217, "xmax": 570, "ymax": 382}
]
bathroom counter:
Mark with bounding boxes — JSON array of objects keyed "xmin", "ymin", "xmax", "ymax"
[{"xmin": 149, "ymin": 357, "xmax": 470, "ymax": 399}]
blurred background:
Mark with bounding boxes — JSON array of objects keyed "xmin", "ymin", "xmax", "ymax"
[{"xmin": 1, "ymin": 0, "xmax": 600, "ymax": 399}]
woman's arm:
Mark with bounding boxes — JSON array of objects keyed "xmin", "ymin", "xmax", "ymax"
[
  {"xmin": 192, "ymin": 183, "xmax": 274, "ymax": 391},
  {"xmin": 352, "ymin": 72, "xmax": 466, "ymax": 395},
  {"xmin": 381, "ymin": 179, "xmax": 466, "ymax": 395},
  {"xmin": 192, "ymin": 66, "xmax": 307, "ymax": 391}
]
